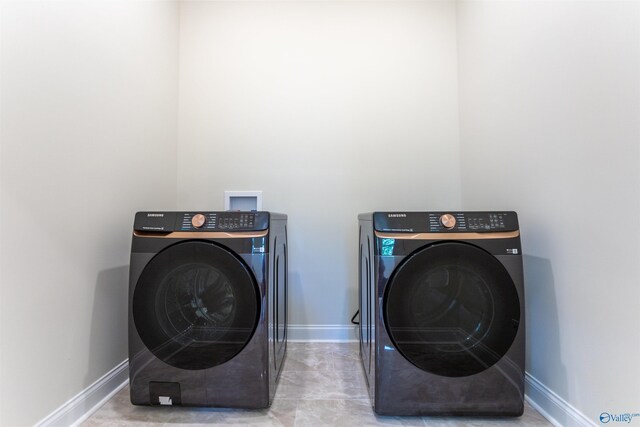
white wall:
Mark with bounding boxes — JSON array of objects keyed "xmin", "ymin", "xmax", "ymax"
[
  {"xmin": 457, "ymin": 1, "xmax": 640, "ymax": 424},
  {"xmin": 177, "ymin": 0, "xmax": 461, "ymax": 334},
  {"xmin": 0, "ymin": 2, "xmax": 178, "ymax": 425}
]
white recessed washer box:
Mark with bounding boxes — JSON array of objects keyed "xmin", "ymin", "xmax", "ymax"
[{"xmin": 224, "ymin": 191, "xmax": 263, "ymax": 211}]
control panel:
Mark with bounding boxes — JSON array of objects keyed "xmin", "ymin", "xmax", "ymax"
[
  {"xmin": 134, "ymin": 211, "xmax": 269, "ymax": 232},
  {"xmin": 373, "ymin": 211, "xmax": 518, "ymax": 233}
]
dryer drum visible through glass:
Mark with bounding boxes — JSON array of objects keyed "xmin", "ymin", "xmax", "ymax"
[
  {"xmin": 133, "ymin": 241, "xmax": 260, "ymax": 371},
  {"xmin": 384, "ymin": 241, "xmax": 520, "ymax": 378}
]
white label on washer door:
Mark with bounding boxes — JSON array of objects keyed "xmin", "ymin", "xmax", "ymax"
[
  {"xmin": 159, "ymin": 396, "xmax": 173, "ymax": 405},
  {"xmin": 507, "ymin": 248, "xmax": 519, "ymax": 254}
]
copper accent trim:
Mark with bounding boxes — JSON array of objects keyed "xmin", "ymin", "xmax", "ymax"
[
  {"xmin": 374, "ymin": 230, "xmax": 520, "ymax": 240},
  {"xmin": 133, "ymin": 230, "xmax": 268, "ymax": 239}
]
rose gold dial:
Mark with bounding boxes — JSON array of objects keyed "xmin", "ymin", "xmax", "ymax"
[
  {"xmin": 191, "ymin": 214, "xmax": 206, "ymax": 228},
  {"xmin": 440, "ymin": 213, "xmax": 456, "ymax": 229}
]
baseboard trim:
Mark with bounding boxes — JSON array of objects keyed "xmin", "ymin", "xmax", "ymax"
[
  {"xmin": 525, "ymin": 372, "xmax": 596, "ymax": 427},
  {"xmin": 35, "ymin": 360, "xmax": 129, "ymax": 427},
  {"xmin": 287, "ymin": 324, "xmax": 357, "ymax": 342}
]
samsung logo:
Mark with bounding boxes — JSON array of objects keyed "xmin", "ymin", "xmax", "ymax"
[
  {"xmin": 388, "ymin": 213, "xmax": 407, "ymax": 218},
  {"xmin": 147, "ymin": 213, "xmax": 164, "ymax": 217}
]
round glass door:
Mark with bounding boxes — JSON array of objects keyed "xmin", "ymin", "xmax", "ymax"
[
  {"xmin": 133, "ymin": 241, "xmax": 259, "ymax": 370},
  {"xmin": 384, "ymin": 241, "xmax": 520, "ymax": 377}
]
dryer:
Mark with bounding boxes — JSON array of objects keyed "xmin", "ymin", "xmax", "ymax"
[
  {"xmin": 128, "ymin": 211, "xmax": 287, "ymax": 408},
  {"xmin": 358, "ymin": 211, "xmax": 524, "ymax": 416}
]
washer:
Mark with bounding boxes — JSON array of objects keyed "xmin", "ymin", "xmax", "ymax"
[
  {"xmin": 129, "ymin": 211, "xmax": 287, "ymax": 408},
  {"xmin": 358, "ymin": 211, "xmax": 525, "ymax": 416}
]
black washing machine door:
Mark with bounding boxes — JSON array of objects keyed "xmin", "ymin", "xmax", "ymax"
[
  {"xmin": 133, "ymin": 240, "xmax": 260, "ymax": 370},
  {"xmin": 384, "ymin": 241, "xmax": 520, "ymax": 377}
]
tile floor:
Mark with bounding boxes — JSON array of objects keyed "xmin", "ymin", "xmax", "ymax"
[{"xmin": 83, "ymin": 342, "xmax": 552, "ymax": 426}]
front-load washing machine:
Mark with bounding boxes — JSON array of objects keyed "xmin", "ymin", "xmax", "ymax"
[
  {"xmin": 129, "ymin": 211, "xmax": 287, "ymax": 408},
  {"xmin": 358, "ymin": 211, "xmax": 524, "ymax": 416}
]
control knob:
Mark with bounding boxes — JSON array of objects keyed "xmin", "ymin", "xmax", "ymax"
[
  {"xmin": 191, "ymin": 214, "xmax": 206, "ymax": 228},
  {"xmin": 440, "ymin": 214, "xmax": 456, "ymax": 229}
]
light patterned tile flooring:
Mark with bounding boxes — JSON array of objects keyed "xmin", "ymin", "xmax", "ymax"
[{"xmin": 83, "ymin": 342, "xmax": 551, "ymax": 426}]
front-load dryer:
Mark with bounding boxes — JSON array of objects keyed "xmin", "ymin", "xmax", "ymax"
[
  {"xmin": 358, "ymin": 211, "xmax": 524, "ymax": 416},
  {"xmin": 129, "ymin": 211, "xmax": 287, "ymax": 408}
]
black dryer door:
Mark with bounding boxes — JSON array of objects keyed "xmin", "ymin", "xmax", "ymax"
[
  {"xmin": 384, "ymin": 241, "xmax": 520, "ymax": 377},
  {"xmin": 133, "ymin": 240, "xmax": 260, "ymax": 370}
]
